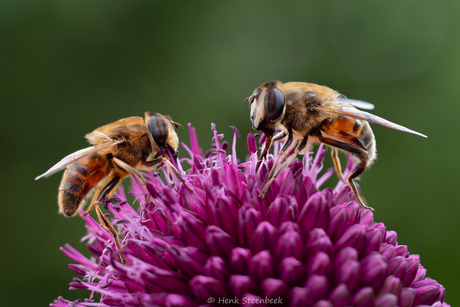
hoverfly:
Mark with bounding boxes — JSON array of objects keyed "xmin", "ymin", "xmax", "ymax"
[
  {"xmin": 36, "ymin": 112, "xmax": 190, "ymax": 263},
  {"xmin": 248, "ymin": 81, "xmax": 426, "ymax": 209}
]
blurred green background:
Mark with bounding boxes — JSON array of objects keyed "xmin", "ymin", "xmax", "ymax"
[{"xmin": 1, "ymin": 0, "xmax": 458, "ymax": 305}]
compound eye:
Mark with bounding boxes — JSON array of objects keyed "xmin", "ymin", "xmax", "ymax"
[
  {"xmin": 264, "ymin": 88, "xmax": 285, "ymax": 122},
  {"xmin": 148, "ymin": 116, "xmax": 169, "ymax": 148}
]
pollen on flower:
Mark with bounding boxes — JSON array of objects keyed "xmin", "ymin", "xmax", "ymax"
[{"xmin": 51, "ymin": 124, "xmax": 448, "ymax": 307}]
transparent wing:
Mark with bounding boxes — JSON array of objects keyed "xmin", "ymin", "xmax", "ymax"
[
  {"xmin": 35, "ymin": 138, "xmax": 124, "ymax": 180},
  {"xmin": 337, "ymin": 98, "xmax": 375, "ymax": 110},
  {"xmin": 317, "ymin": 106, "xmax": 427, "ymax": 138}
]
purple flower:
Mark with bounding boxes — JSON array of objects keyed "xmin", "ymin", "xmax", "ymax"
[{"xmin": 51, "ymin": 124, "xmax": 448, "ymax": 307}]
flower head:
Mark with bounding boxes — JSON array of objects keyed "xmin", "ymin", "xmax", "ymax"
[{"xmin": 51, "ymin": 124, "xmax": 448, "ymax": 307}]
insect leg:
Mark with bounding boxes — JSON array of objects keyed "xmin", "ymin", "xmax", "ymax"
[
  {"xmin": 273, "ymin": 130, "xmax": 288, "ymax": 142},
  {"xmin": 257, "ymin": 130, "xmax": 290, "ymax": 171},
  {"xmin": 113, "ymin": 157, "xmax": 147, "ymax": 186},
  {"xmin": 95, "ymin": 206, "xmax": 126, "ymax": 264},
  {"xmin": 347, "ymin": 157, "xmax": 373, "ymax": 210},
  {"xmin": 162, "ymin": 158, "xmax": 194, "ymax": 192},
  {"xmin": 331, "ymin": 148, "xmax": 345, "ymax": 182},
  {"xmin": 143, "ymin": 157, "xmax": 194, "ymax": 192},
  {"xmin": 90, "ymin": 175, "xmax": 127, "ymax": 264},
  {"xmin": 143, "ymin": 157, "xmax": 163, "ymax": 168},
  {"xmin": 265, "ymin": 130, "xmax": 294, "ymax": 182},
  {"xmin": 256, "ymin": 133, "xmax": 273, "ymax": 171},
  {"xmin": 259, "ymin": 134, "xmax": 308, "ymax": 198},
  {"xmin": 322, "ymin": 138, "xmax": 373, "ymax": 210}
]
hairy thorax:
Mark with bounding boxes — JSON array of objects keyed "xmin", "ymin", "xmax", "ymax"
[
  {"xmin": 89, "ymin": 117, "xmax": 152, "ymax": 166},
  {"xmin": 282, "ymin": 90, "xmax": 329, "ymax": 135}
]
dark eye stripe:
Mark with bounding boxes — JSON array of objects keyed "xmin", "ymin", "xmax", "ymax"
[
  {"xmin": 148, "ymin": 116, "xmax": 169, "ymax": 148},
  {"xmin": 264, "ymin": 88, "xmax": 285, "ymax": 123}
]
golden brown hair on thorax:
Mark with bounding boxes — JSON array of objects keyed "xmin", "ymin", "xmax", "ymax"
[
  {"xmin": 247, "ymin": 81, "xmax": 427, "ymax": 210},
  {"xmin": 35, "ymin": 112, "xmax": 191, "ymax": 265}
]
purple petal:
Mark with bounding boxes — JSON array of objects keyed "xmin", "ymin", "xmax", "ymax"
[
  {"xmin": 229, "ymin": 275, "xmax": 257, "ymax": 298},
  {"xmin": 212, "ymin": 133, "xmax": 224, "ymax": 142},
  {"xmin": 207, "ymin": 226, "xmax": 239, "ymax": 261},
  {"xmin": 192, "ymin": 154, "xmax": 205, "ymax": 172},
  {"xmin": 402, "ymin": 257, "xmax": 419, "ymax": 287},
  {"xmin": 238, "ymin": 207, "xmax": 263, "ymax": 248},
  {"xmin": 361, "ymin": 253, "xmax": 388, "ymax": 291},
  {"xmin": 274, "ymin": 230, "xmax": 303, "ymax": 261},
  {"xmin": 334, "ymin": 246, "xmax": 359, "ymax": 269},
  {"xmin": 259, "ymin": 133, "xmax": 266, "ymax": 145},
  {"xmin": 172, "ymin": 247, "xmax": 207, "ymax": 278},
  {"xmin": 412, "ymin": 279, "xmax": 443, "ymax": 305},
  {"xmin": 364, "ymin": 223, "xmax": 386, "ymax": 254},
  {"xmin": 261, "ymin": 278, "xmax": 289, "ymax": 299},
  {"xmin": 379, "ymin": 275, "xmax": 402, "ymax": 297},
  {"xmin": 241, "ymin": 294, "xmax": 268, "ymax": 307},
  {"xmin": 374, "ymin": 293, "xmax": 397, "ymax": 307},
  {"xmin": 187, "ymin": 123, "xmax": 201, "ymax": 155},
  {"xmin": 101, "ymin": 296, "xmax": 124, "ymax": 306},
  {"xmin": 190, "ymin": 275, "xmax": 230, "ymax": 304},
  {"xmin": 304, "ymin": 275, "xmax": 329, "ymax": 301},
  {"xmin": 279, "ymin": 221, "xmax": 300, "ymax": 234},
  {"xmin": 143, "ymin": 269, "xmax": 190, "ymax": 294},
  {"xmin": 305, "ymin": 227, "xmax": 329, "ymax": 246},
  {"xmin": 230, "ymin": 247, "xmax": 252, "ymax": 275},
  {"xmin": 290, "ymin": 287, "xmax": 314, "ymax": 307},
  {"xmin": 266, "ymin": 197, "xmax": 295, "ymax": 227},
  {"xmin": 409, "ymin": 254, "xmax": 420, "ymax": 262},
  {"xmin": 327, "ymin": 202, "xmax": 360, "ymax": 243},
  {"xmin": 278, "ymin": 257, "xmax": 305, "ymax": 287},
  {"xmin": 387, "ymin": 256, "xmax": 406, "ymax": 281},
  {"xmin": 68, "ymin": 264, "xmax": 86, "ymax": 277},
  {"xmin": 438, "ymin": 285, "xmax": 446, "ymax": 303},
  {"xmin": 215, "ymin": 195, "xmax": 239, "ymax": 239},
  {"xmin": 304, "ymin": 235, "xmax": 333, "ymax": 263},
  {"xmin": 394, "ymin": 245, "xmax": 409, "ymax": 258},
  {"xmin": 251, "ymin": 221, "xmax": 279, "ymax": 254},
  {"xmin": 333, "ymin": 260, "xmax": 360, "ymax": 292},
  {"xmin": 180, "ymin": 213, "xmax": 208, "ymax": 251},
  {"xmin": 211, "ymin": 168, "xmax": 222, "ymax": 186},
  {"xmin": 247, "ymin": 133, "xmax": 257, "ymax": 154},
  {"xmin": 384, "ymin": 231, "xmax": 398, "ymax": 245},
  {"xmin": 229, "ymin": 126, "xmax": 240, "ymax": 138},
  {"xmin": 249, "ymin": 250, "xmax": 274, "ymax": 282},
  {"xmin": 205, "ymin": 256, "xmax": 229, "ymax": 282},
  {"xmin": 312, "ymin": 300, "xmax": 333, "ymax": 307},
  {"xmin": 359, "ymin": 208, "xmax": 374, "ymax": 225},
  {"xmin": 86, "ymin": 244, "xmax": 102, "ymax": 257},
  {"xmin": 165, "ymin": 294, "xmax": 198, "ymax": 307},
  {"xmin": 334, "ymin": 186, "xmax": 353, "ymax": 205},
  {"xmin": 298, "ymin": 193, "xmax": 330, "ymax": 240},
  {"xmin": 307, "ymin": 251, "xmax": 332, "ymax": 276},
  {"xmin": 222, "ymin": 141, "xmax": 229, "ymax": 153},
  {"xmin": 351, "ymin": 287, "xmax": 375, "ymax": 307},
  {"xmin": 379, "ymin": 243, "xmax": 395, "ymax": 261},
  {"xmin": 334, "ymin": 224, "xmax": 366, "ymax": 255},
  {"xmin": 327, "ymin": 284, "xmax": 351, "ymax": 307},
  {"xmin": 399, "ymin": 287, "xmax": 416, "ymax": 307},
  {"xmin": 68, "ymin": 279, "xmax": 86, "ymax": 290}
]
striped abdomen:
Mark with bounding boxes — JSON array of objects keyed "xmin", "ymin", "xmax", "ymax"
[
  {"xmin": 58, "ymin": 154, "xmax": 109, "ymax": 216},
  {"xmin": 321, "ymin": 115, "xmax": 376, "ymax": 164}
]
